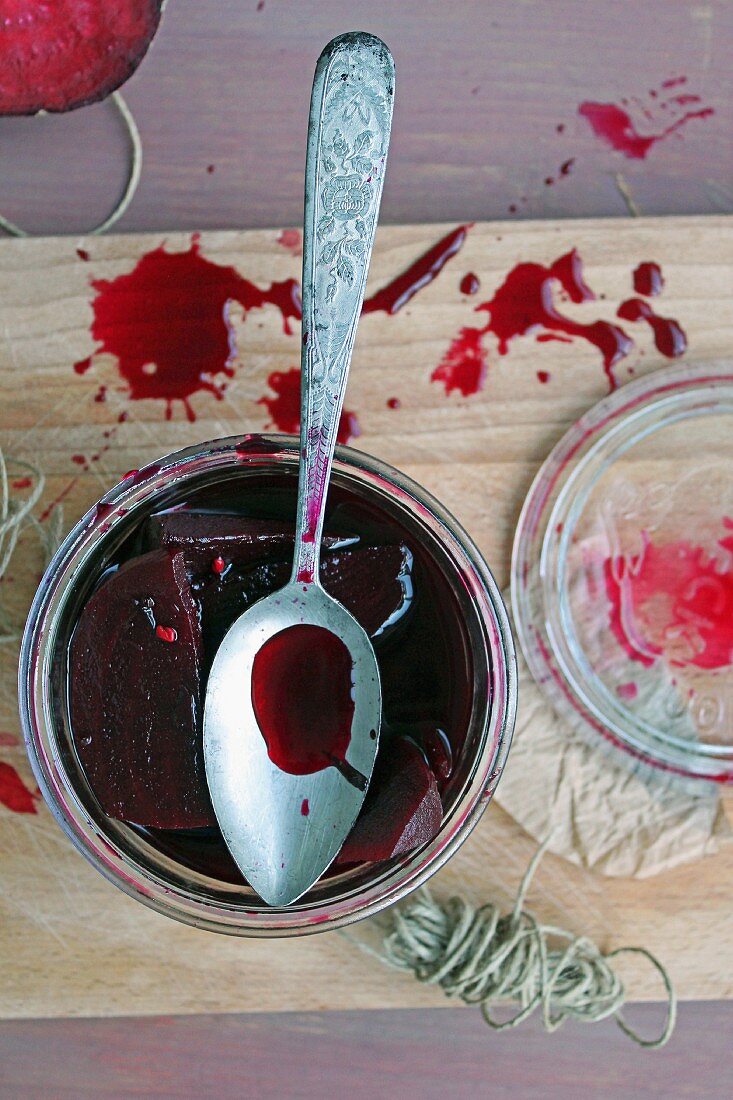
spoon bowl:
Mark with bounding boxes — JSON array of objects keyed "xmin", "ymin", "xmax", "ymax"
[{"xmin": 203, "ymin": 583, "xmax": 380, "ymax": 906}]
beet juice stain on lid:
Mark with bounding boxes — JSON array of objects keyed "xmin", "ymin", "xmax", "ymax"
[{"xmin": 512, "ymin": 361, "xmax": 733, "ymax": 782}]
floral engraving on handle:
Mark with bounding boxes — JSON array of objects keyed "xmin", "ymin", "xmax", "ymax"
[
  {"xmin": 294, "ymin": 36, "xmax": 393, "ymax": 583},
  {"xmin": 313, "ymin": 46, "xmax": 392, "ymax": 341}
]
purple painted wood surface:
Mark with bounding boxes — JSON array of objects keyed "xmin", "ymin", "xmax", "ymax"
[
  {"xmin": 1, "ymin": 1003, "xmax": 732, "ymax": 1098},
  {"xmin": 0, "ymin": 0, "xmax": 731, "ymax": 235},
  {"xmin": 0, "ymin": 3, "xmax": 731, "ymax": 1091}
]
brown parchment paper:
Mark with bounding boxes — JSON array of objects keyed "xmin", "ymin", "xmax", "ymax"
[{"xmin": 494, "ymin": 637, "xmax": 731, "ymax": 878}]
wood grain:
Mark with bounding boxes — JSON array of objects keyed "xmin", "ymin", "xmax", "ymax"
[
  {"xmin": 0, "ymin": 216, "xmax": 732, "ymax": 1020},
  {"xmin": 0, "ymin": 1, "xmax": 731, "ymax": 235},
  {"xmin": 2, "ymin": 1002, "xmax": 733, "ymax": 1100}
]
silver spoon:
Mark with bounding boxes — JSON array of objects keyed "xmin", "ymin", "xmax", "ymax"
[{"xmin": 203, "ymin": 33, "xmax": 395, "ymax": 906}]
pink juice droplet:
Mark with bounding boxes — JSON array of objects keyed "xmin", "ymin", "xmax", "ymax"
[
  {"xmin": 579, "ymin": 78, "xmax": 713, "ymax": 160},
  {"xmin": 632, "ymin": 262, "xmax": 664, "ymax": 297},
  {"xmin": 604, "ymin": 524, "xmax": 733, "ymax": 671},
  {"xmin": 617, "ymin": 298, "xmax": 687, "ymax": 358},
  {"xmin": 617, "ymin": 682, "xmax": 638, "ymax": 702}
]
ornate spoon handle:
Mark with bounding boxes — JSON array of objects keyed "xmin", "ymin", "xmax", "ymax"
[{"xmin": 291, "ymin": 33, "xmax": 395, "ymax": 585}]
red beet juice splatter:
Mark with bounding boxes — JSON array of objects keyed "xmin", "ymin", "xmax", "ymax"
[
  {"xmin": 258, "ymin": 368, "xmax": 361, "ymax": 444},
  {"xmin": 536, "ymin": 333, "xmax": 573, "ymax": 344},
  {"xmin": 633, "ymin": 262, "xmax": 664, "ymax": 297},
  {"xmin": 74, "ymin": 238, "xmax": 302, "ymax": 422},
  {"xmin": 617, "ymin": 298, "xmax": 687, "ymax": 358},
  {"xmin": 476, "ymin": 250, "xmax": 628, "ymax": 369},
  {"xmin": 460, "ymin": 272, "xmax": 480, "ymax": 296},
  {"xmin": 432, "ymin": 326, "xmax": 488, "ymax": 397},
  {"xmin": 579, "ymin": 77, "xmax": 714, "ymax": 159},
  {"xmin": 277, "ymin": 228, "xmax": 302, "ymax": 254},
  {"xmin": 363, "ymin": 225, "xmax": 470, "ymax": 315},
  {"xmin": 0, "ymin": 762, "xmax": 38, "ymax": 814},
  {"xmin": 432, "ymin": 249, "xmax": 633, "ymax": 396},
  {"xmin": 604, "ymin": 522, "xmax": 733, "ymax": 670}
]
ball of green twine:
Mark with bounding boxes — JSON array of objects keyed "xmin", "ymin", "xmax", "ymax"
[{"xmin": 351, "ymin": 842, "xmax": 676, "ymax": 1050}]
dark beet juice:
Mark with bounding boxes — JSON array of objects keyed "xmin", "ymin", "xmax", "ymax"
[
  {"xmin": 68, "ymin": 468, "xmax": 474, "ymax": 887},
  {"xmin": 251, "ymin": 623, "xmax": 356, "ymax": 776}
]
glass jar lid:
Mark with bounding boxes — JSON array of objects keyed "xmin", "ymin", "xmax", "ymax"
[{"xmin": 512, "ymin": 361, "xmax": 733, "ymax": 782}]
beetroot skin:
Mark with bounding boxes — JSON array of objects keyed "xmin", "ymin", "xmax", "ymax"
[
  {"xmin": 0, "ymin": 1, "xmax": 163, "ymax": 115},
  {"xmin": 70, "ymin": 549, "xmax": 216, "ymax": 829},
  {"xmin": 337, "ymin": 736, "xmax": 443, "ymax": 864}
]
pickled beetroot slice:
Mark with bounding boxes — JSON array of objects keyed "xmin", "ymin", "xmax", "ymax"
[
  {"xmin": 321, "ymin": 544, "xmax": 414, "ymax": 639},
  {"xmin": 391, "ymin": 722, "xmax": 454, "ymax": 785},
  {"xmin": 0, "ymin": 1, "xmax": 163, "ymax": 115},
  {"xmin": 70, "ymin": 549, "xmax": 216, "ymax": 829},
  {"xmin": 337, "ymin": 737, "xmax": 442, "ymax": 864},
  {"xmin": 144, "ymin": 512, "xmax": 357, "ymax": 574},
  {"xmin": 192, "ymin": 543, "xmax": 414, "ymax": 661}
]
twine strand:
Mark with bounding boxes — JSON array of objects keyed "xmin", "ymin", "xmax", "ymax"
[
  {"xmin": 0, "ymin": 447, "xmax": 60, "ymax": 644},
  {"xmin": 0, "ymin": 449, "xmax": 44, "ymax": 576},
  {"xmin": 359, "ymin": 841, "xmax": 676, "ymax": 1049},
  {"xmin": 0, "ymin": 92, "xmax": 142, "ymax": 239}
]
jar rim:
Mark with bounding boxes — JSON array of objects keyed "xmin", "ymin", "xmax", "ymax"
[
  {"xmin": 20, "ymin": 435, "xmax": 516, "ymax": 936},
  {"xmin": 511, "ymin": 360, "xmax": 733, "ymax": 782}
]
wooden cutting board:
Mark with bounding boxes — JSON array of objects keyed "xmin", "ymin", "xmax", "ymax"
[{"xmin": 1, "ymin": 216, "xmax": 732, "ymax": 1020}]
